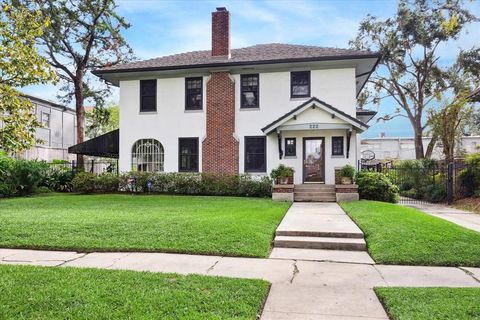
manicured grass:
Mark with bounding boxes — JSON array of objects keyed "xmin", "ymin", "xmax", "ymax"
[
  {"xmin": 375, "ymin": 287, "xmax": 480, "ymax": 320},
  {"xmin": 0, "ymin": 194, "xmax": 290, "ymax": 257},
  {"xmin": 340, "ymin": 200, "xmax": 480, "ymax": 266},
  {"xmin": 0, "ymin": 264, "xmax": 269, "ymax": 319}
]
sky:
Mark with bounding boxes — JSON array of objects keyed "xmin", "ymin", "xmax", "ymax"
[{"xmin": 22, "ymin": 0, "xmax": 480, "ymax": 138}]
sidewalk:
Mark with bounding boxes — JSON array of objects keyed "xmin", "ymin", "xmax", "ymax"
[
  {"xmin": 405, "ymin": 202, "xmax": 480, "ymax": 233},
  {"xmin": 1, "ymin": 248, "xmax": 480, "ymax": 319}
]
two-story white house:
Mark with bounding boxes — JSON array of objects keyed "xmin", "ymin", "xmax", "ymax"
[{"xmin": 92, "ymin": 7, "xmax": 379, "ymax": 185}]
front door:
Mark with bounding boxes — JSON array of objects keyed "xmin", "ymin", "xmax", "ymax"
[{"xmin": 303, "ymin": 138, "xmax": 325, "ymax": 183}]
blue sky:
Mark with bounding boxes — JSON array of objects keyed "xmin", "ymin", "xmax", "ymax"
[{"xmin": 23, "ymin": 0, "xmax": 480, "ymax": 138}]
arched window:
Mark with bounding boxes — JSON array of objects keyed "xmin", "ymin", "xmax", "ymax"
[{"xmin": 131, "ymin": 139, "xmax": 164, "ymax": 172}]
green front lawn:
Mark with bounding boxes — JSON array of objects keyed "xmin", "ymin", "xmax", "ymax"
[
  {"xmin": 340, "ymin": 201, "xmax": 480, "ymax": 266},
  {"xmin": 0, "ymin": 194, "xmax": 290, "ymax": 257},
  {"xmin": 375, "ymin": 287, "xmax": 480, "ymax": 320},
  {"xmin": 0, "ymin": 264, "xmax": 269, "ymax": 319}
]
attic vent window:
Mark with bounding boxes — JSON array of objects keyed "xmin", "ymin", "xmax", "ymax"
[{"xmin": 291, "ymin": 71, "xmax": 310, "ymax": 98}]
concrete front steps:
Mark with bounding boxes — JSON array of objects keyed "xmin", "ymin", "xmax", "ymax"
[
  {"xmin": 271, "ymin": 203, "xmax": 370, "ymax": 262},
  {"xmin": 294, "ymin": 184, "xmax": 336, "ymax": 202},
  {"xmin": 274, "ymin": 235, "xmax": 366, "ymax": 251}
]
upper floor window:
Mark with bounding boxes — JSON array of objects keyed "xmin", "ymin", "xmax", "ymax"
[
  {"xmin": 41, "ymin": 112, "xmax": 50, "ymax": 128},
  {"xmin": 140, "ymin": 80, "xmax": 157, "ymax": 112},
  {"xmin": 241, "ymin": 74, "xmax": 259, "ymax": 108},
  {"xmin": 285, "ymin": 138, "xmax": 296, "ymax": 157},
  {"xmin": 245, "ymin": 136, "xmax": 266, "ymax": 172},
  {"xmin": 178, "ymin": 138, "xmax": 199, "ymax": 172},
  {"xmin": 332, "ymin": 136, "xmax": 344, "ymax": 156},
  {"xmin": 185, "ymin": 77, "xmax": 203, "ymax": 110},
  {"xmin": 291, "ymin": 71, "xmax": 310, "ymax": 98}
]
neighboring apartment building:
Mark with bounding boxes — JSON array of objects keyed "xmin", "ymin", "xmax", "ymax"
[
  {"xmin": 20, "ymin": 95, "xmax": 76, "ymax": 161},
  {"xmin": 92, "ymin": 8, "xmax": 379, "ymax": 184},
  {"xmin": 361, "ymin": 136, "xmax": 480, "ymax": 161}
]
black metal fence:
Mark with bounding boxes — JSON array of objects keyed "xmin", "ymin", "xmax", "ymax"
[
  {"xmin": 49, "ymin": 159, "xmax": 118, "ymax": 175},
  {"xmin": 358, "ymin": 159, "xmax": 471, "ymax": 205}
]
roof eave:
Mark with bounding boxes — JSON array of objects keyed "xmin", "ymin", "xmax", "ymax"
[{"xmin": 92, "ymin": 53, "xmax": 382, "ymax": 76}]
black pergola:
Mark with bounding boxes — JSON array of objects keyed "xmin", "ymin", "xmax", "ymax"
[{"xmin": 68, "ymin": 129, "xmax": 119, "ymax": 158}]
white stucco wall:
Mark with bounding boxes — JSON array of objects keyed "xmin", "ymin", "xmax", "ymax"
[
  {"xmin": 119, "ymin": 76, "xmax": 207, "ymax": 172},
  {"xmin": 118, "ymin": 66, "xmax": 359, "ymax": 183}
]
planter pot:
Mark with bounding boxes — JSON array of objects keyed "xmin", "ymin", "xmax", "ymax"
[
  {"xmin": 341, "ymin": 177, "xmax": 352, "ymax": 185},
  {"xmin": 277, "ymin": 177, "xmax": 293, "ymax": 185}
]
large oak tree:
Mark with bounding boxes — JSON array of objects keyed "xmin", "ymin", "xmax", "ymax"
[
  {"xmin": 351, "ymin": 0, "xmax": 478, "ymax": 159},
  {"xmin": 20, "ymin": 0, "xmax": 133, "ymax": 165}
]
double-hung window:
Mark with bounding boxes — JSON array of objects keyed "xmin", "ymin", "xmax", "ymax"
[
  {"xmin": 185, "ymin": 77, "xmax": 203, "ymax": 110},
  {"xmin": 41, "ymin": 112, "xmax": 50, "ymax": 128},
  {"xmin": 244, "ymin": 136, "xmax": 266, "ymax": 172},
  {"xmin": 178, "ymin": 138, "xmax": 199, "ymax": 172},
  {"xmin": 140, "ymin": 80, "xmax": 157, "ymax": 112},
  {"xmin": 241, "ymin": 74, "xmax": 259, "ymax": 108},
  {"xmin": 290, "ymin": 71, "xmax": 310, "ymax": 98},
  {"xmin": 332, "ymin": 136, "xmax": 344, "ymax": 156},
  {"xmin": 285, "ymin": 138, "xmax": 296, "ymax": 157}
]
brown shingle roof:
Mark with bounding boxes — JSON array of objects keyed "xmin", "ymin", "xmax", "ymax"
[{"xmin": 95, "ymin": 43, "xmax": 379, "ymax": 74}]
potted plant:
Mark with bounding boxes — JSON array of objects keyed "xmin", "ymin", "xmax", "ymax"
[
  {"xmin": 339, "ymin": 164, "xmax": 355, "ymax": 185},
  {"xmin": 270, "ymin": 164, "xmax": 295, "ymax": 185}
]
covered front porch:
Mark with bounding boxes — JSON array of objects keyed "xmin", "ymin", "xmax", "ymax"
[{"xmin": 263, "ymin": 97, "xmax": 368, "ymax": 185}]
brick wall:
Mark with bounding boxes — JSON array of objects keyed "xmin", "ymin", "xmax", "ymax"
[
  {"xmin": 211, "ymin": 8, "xmax": 230, "ymax": 57},
  {"xmin": 202, "ymin": 72, "xmax": 238, "ymax": 173}
]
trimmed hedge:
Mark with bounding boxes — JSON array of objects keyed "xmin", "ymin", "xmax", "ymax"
[
  {"xmin": 73, "ymin": 171, "xmax": 273, "ymax": 198},
  {"xmin": 356, "ymin": 171, "xmax": 399, "ymax": 203}
]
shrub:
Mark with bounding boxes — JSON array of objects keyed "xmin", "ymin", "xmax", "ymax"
[
  {"xmin": 459, "ymin": 153, "xmax": 480, "ymax": 197},
  {"xmin": 270, "ymin": 164, "xmax": 294, "ymax": 183},
  {"xmin": 118, "ymin": 172, "xmax": 273, "ymax": 197},
  {"xmin": 394, "ymin": 159, "xmax": 440, "ymax": 192},
  {"xmin": 72, "ymin": 172, "xmax": 97, "ymax": 193},
  {"xmin": 340, "ymin": 165, "xmax": 355, "ymax": 179},
  {"xmin": 96, "ymin": 173, "xmax": 120, "ymax": 193},
  {"xmin": 42, "ymin": 166, "xmax": 74, "ymax": 192},
  {"xmin": 423, "ymin": 183, "xmax": 447, "ymax": 203},
  {"xmin": 0, "ymin": 153, "xmax": 17, "ymax": 197},
  {"xmin": 356, "ymin": 171, "xmax": 399, "ymax": 203},
  {"xmin": 13, "ymin": 159, "xmax": 50, "ymax": 196},
  {"xmin": 72, "ymin": 172, "xmax": 119, "ymax": 194}
]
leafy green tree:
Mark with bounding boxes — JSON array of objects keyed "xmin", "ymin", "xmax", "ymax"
[
  {"xmin": 0, "ymin": 2, "xmax": 56, "ymax": 153},
  {"xmin": 427, "ymin": 93, "xmax": 472, "ymax": 163},
  {"xmin": 86, "ymin": 102, "xmax": 119, "ymax": 138},
  {"xmin": 20, "ymin": 0, "xmax": 133, "ymax": 165},
  {"xmin": 351, "ymin": 0, "xmax": 479, "ymax": 159}
]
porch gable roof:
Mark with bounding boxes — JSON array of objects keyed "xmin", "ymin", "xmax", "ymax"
[{"xmin": 261, "ymin": 97, "xmax": 369, "ymax": 135}]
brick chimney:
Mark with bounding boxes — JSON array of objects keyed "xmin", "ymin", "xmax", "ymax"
[
  {"xmin": 211, "ymin": 7, "xmax": 230, "ymax": 58},
  {"xmin": 203, "ymin": 7, "xmax": 238, "ymax": 174}
]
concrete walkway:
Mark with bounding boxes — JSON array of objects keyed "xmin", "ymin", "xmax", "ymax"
[
  {"xmin": 271, "ymin": 203, "xmax": 374, "ymax": 264},
  {"xmin": 405, "ymin": 202, "xmax": 480, "ymax": 233},
  {"xmin": 1, "ymin": 248, "xmax": 480, "ymax": 320}
]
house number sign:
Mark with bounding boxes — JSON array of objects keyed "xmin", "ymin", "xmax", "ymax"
[{"xmin": 309, "ymin": 123, "xmax": 319, "ymax": 129}]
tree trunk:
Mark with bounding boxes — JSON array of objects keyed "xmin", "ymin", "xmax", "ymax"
[
  {"xmin": 74, "ymin": 71, "xmax": 85, "ymax": 168},
  {"xmin": 413, "ymin": 117, "xmax": 424, "ymax": 159},
  {"xmin": 424, "ymin": 134, "xmax": 438, "ymax": 159}
]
